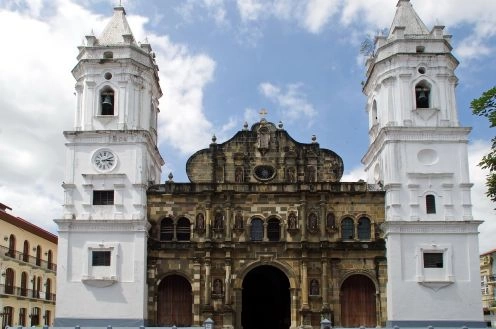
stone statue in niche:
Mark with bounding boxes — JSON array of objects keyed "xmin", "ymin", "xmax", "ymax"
[
  {"xmin": 196, "ymin": 213, "xmax": 205, "ymax": 233},
  {"xmin": 213, "ymin": 278, "xmax": 223, "ymax": 295},
  {"xmin": 286, "ymin": 167, "xmax": 296, "ymax": 183},
  {"xmin": 306, "ymin": 166, "xmax": 316, "ymax": 182},
  {"xmin": 234, "ymin": 212, "xmax": 243, "ymax": 229},
  {"xmin": 216, "ymin": 166, "xmax": 224, "ymax": 183},
  {"xmin": 288, "ymin": 212, "xmax": 297, "ymax": 229},
  {"xmin": 310, "ymin": 279, "xmax": 319, "ymax": 296},
  {"xmin": 214, "ymin": 212, "xmax": 224, "ymax": 229},
  {"xmin": 235, "ymin": 166, "xmax": 243, "ymax": 183},
  {"xmin": 257, "ymin": 126, "xmax": 270, "ymax": 155},
  {"xmin": 308, "ymin": 213, "xmax": 318, "ymax": 232},
  {"xmin": 326, "ymin": 213, "xmax": 335, "ymax": 230}
]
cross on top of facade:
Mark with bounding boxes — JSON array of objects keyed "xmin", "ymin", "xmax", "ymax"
[{"xmin": 259, "ymin": 108, "xmax": 268, "ymax": 119}]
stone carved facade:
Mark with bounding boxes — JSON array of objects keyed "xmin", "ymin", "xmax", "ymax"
[{"xmin": 147, "ymin": 120, "xmax": 386, "ymax": 328}]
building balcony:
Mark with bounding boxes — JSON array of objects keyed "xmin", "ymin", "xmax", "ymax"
[
  {"xmin": 0, "ymin": 284, "xmax": 56, "ymax": 303},
  {"xmin": 0, "ymin": 245, "xmax": 57, "ymax": 272}
]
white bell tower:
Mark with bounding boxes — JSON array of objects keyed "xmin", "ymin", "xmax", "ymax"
[
  {"xmin": 54, "ymin": 6, "xmax": 163, "ymax": 326},
  {"xmin": 362, "ymin": 0, "xmax": 484, "ymax": 327}
]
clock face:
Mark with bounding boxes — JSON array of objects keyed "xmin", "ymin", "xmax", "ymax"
[{"xmin": 93, "ymin": 149, "xmax": 116, "ymax": 172}]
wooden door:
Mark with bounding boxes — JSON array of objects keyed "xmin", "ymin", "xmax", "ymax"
[
  {"xmin": 340, "ymin": 275, "xmax": 376, "ymax": 327},
  {"xmin": 157, "ymin": 275, "xmax": 192, "ymax": 326}
]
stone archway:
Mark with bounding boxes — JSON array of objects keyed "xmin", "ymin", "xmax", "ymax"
[
  {"xmin": 157, "ymin": 275, "xmax": 192, "ymax": 326},
  {"xmin": 340, "ymin": 274, "xmax": 377, "ymax": 327},
  {"xmin": 242, "ymin": 265, "xmax": 290, "ymax": 329}
]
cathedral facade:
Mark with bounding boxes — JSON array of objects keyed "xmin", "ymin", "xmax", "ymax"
[
  {"xmin": 146, "ymin": 120, "xmax": 387, "ymax": 328},
  {"xmin": 54, "ymin": 1, "xmax": 485, "ymax": 329}
]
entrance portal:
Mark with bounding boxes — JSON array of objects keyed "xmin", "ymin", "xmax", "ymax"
[
  {"xmin": 242, "ymin": 265, "xmax": 290, "ymax": 329},
  {"xmin": 157, "ymin": 275, "xmax": 192, "ymax": 326},
  {"xmin": 340, "ymin": 274, "xmax": 377, "ymax": 327}
]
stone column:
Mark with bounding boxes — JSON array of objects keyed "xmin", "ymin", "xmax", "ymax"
[
  {"xmin": 193, "ymin": 258, "xmax": 202, "ymax": 325},
  {"xmin": 263, "ymin": 222, "xmax": 268, "ymax": 242},
  {"xmin": 205, "ymin": 206, "xmax": 212, "ymax": 240},
  {"xmin": 204, "ymin": 258, "xmax": 211, "ymax": 305},
  {"xmin": 224, "ymin": 257, "xmax": 232, "ymax": 305},
  {"xmin": 320, "ymin": 196, "xmax": 326, "ymax": 241},
  {"xmin": 300, "ymin": 193, "xmax": 307, "ymax": 241},
  {"xmin": 301, "ymin": 260, "xmax": 309, "ymax": 309},
  {"xmin": 225, "ymin": 204, "xmax": 232, "ymax": 241},
  {"xmin": 321, "ymin": 258, "xmax": 329, "ymax": 309}
]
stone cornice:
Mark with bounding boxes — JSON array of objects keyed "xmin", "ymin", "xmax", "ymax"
[
  {"xmin": 55, "ymin": 219, "xmax": 150, "ymax": 232},
  {"xmin": 362, "ymin": 126, "xmax": 471, "ymax": 165},
  {"xmin": 382, "ymin": 220, "xmax": 482, "ymax": 236}
]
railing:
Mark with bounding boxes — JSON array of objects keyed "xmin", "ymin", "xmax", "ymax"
[
  {"xmin": 149, "ymin": 181, "xmax": 384, "ymax": 194},
  {"xmin": 0, "ymin": 284, "xmax": 56, "ymax": 302},
  {"xmin": 0, "ymin": 245, "xmax": 57, "ymax": 272}
]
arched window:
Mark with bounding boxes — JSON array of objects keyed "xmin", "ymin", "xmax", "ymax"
[
  {"xmin": 35, "ymin": 245, "xmax": 42, "ymax": 266},
  {"xmin": 267, "ymin": 218, "xmax": 280, "ymax": 241},
  {"xmin": 341, "ymin": 218, "xmax": 354, "ymax": 240},
  {"xmin": 30, "ymin": 307, "xmax": 40, "ymax": 326},
  {"xmin": 160, "ymin": 218, "xmax": 174, "ymax": 241},
  {"xmin": 250, "ymin": 218, "xmax": 264, "ymax": 241},
  {"xmin": 20, "ymin": 272, "xmax": 28, "ymax": 296},
  {"xmin": 47, "ymin": 250, "xmax": 53, "ymax": 270},
  {"xmin": 426, "ymin": 194, "xmax": 436, "ymax": 214},
  {"xmin": 5, "ymin": 268, "xmax": 15, "ymax": 294},
  {"xmin": 415, "ymin": 81, "xmax": 431, "ymax": 108},
  {"xmin": 176, "ymin": 217, "xmax": 191, "ymax": 241},
  {"xmin": 358, "ymin": 217, "xmax": 371, "ymax": 240},
  {"xmin": 45, "ymin": 278, "xmax": 52, "ymax": 301},
  {"xmin": 36, "ymin": 277, "xmax": 41, "ymax": 299},
  {"xmin": 44, "ymin": 310, "xmax": 51, "ymax": 326},
  {"xmin": 23, "ymin": 240, "xmax": 29, "ymax": 262},
  {"xmin": 100, "ymin": 86, "xmax": 115, "ymax": 115},
  {"xmin": 2, "ymin": 306, "xmax": 13, "ymax": 328},
  {"xmin": 7, "ymin": 234, "xmax": 16, "ymax": 258},
  {"xmin": 19, "ymin": 308, "xmax": 27, "ymax": 327}
]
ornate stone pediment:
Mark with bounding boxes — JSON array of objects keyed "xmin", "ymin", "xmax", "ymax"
[{"xmin": 186, "ymin": 120, "xmax": 344, "ymax": 184}]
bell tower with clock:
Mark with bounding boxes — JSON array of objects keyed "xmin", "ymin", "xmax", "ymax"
[{"xmin": 54, "ymin": 6, "xmax": 163, "ymax": 326}]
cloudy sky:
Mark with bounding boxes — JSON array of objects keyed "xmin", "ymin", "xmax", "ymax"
[{"xmin": 0, "ymin": 0, "xmax": 495, "ymax": 252}]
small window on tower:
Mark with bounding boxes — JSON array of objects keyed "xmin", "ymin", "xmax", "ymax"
[
  {"xmin": 426, "ymin": 194, "xmax": 436, "ymax": 214},
  {"xmin": 93, "ymin": 190, "xmax": 114, "ymax": 205},
  {"xmin": 100, "ymin": 87, "xmax": 115, "ymax": 115},
  {"xmin": 423, "ymin": 252, "xmax": 443, "ymax": 268},
  {"xmin": 92, "ymin": 250, "xmax": 111, "ymax": 266},
  {"xmin": 103, "ymin": 51, "xmax": 113, "ymax": 59}
]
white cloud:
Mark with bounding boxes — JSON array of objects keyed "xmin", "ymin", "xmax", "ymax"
[
  {"xmin": 303, "ymin": 0, "xmax": 340, "ymax": 34},
  {"xmin": 259, "ymin": 82, "xmax": 317, "ymax": 124},
  {"xmin": 236, "ymin": 0, "xmax": 265, "ymax": 22},
  {"xmin": 177, "ymin": 0, "xmax": 228, "ymax": 27},
  {"xmin": 0, "ymin": 0, "xmax": 217, "ymax": 230},
  {"xmin": 236, "ymin": 0, "xmax": 339, "ymax": 35},
  {"xmin": 341, "ymin": 165, "xmax": 366, "ymax": 182}
]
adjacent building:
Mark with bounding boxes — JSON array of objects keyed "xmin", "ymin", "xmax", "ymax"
[
  {"xmin": 481, "ymin": 250, "xmax": 496, "ymax": 327},
  {"xmin": 0, "ymin": 203, "xmax": 57, "ymax": 327}
]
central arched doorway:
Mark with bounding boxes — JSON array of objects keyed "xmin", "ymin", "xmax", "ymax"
[
  {"xmin": 242, "ymin": 265, "xmax": 290, "ymax": 329},
  {"xmin": 157, "ymin": 275, "xmax": 192, "ymax": 326}
]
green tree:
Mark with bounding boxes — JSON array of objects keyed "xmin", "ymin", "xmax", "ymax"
[{"xmin": 470, "ymin": 86, "xmax": 496, "ymax": 202}]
